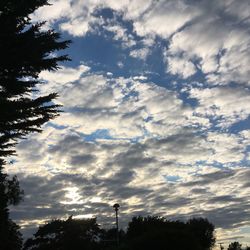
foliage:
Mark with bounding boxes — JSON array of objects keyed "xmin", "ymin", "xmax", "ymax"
[
  {"xmin": 101, "ymin": 228, "xmax": 126, "ymax": 249},
  {"xmin": 24, "ymin": 216, "xmax": 216, "ymax": 250},
  {"xmin": 23, "ymin": 217, "xmax": 102, "ymax": 250},
  {"xmin": 0, "ymin": 0, "xmax": 71, "ymax": 160},
  {"xmin": 187, "ymin": 217, "xmax": 216, "ymax": 250},
  {"xmin": 0, "ymin": 165, "xmax": 24, "ymax": 250},
  {"xmin": 0, "ymin": 0, "xmax": 70, "ymax": 249},
  {"xmin": 122, "ymin": 216, "xmax": 215, "ymax": 250},
  {"xmin": 228, "ymin": 242, "xmax": 242, "ymax": 250},
  {"xmin": 0, "ymin": 218, "xmax": 23, "ymax": 250}
]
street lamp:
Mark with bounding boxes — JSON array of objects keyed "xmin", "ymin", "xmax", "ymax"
[
  {"xmin": 219, "ymin": 243, "xmax": 224, "ymax": 250},
  {"xmin": 113, "ymin": 203, "xmax": 120, "ymax": 246}
]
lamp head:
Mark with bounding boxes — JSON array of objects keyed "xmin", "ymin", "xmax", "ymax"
[{"xmin": 113, "ymin": 203, "xmax": 120, "ymax": 210}]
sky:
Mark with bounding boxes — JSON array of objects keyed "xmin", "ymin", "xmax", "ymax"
[{"xmin": 7, "ymin": 0, "xmax": 250, "ymax": 248}]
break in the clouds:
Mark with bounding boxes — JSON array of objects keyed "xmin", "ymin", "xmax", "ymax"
[{"xmin": 7, "ymin": 0, "xmax": 250, "ymax": 248}]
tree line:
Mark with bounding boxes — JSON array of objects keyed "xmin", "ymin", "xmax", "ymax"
[
  {"xmin": 22, "ymin": 215, "xmax": 250, "ymax": 250},
  {"xmin": 23, "ymin": 216, "xmax": 215, "ymax": 250}
]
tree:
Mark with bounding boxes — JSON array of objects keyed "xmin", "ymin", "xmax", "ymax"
[
  {"xmin": 0, "ymin": 218, "xmax": 23, "ymax": 250},
  {"xmin": 228, "ymin": 242, "xmax": 242, "ymax": 250},
  {"xmin": 101, "ymin": 227, "xmax": 126, "ymax": 249},
  {"xmin": 123, "ymin": 216, "xmax": 215, "ymax": 250},
  {"xmin": 187, "ymin": 217, "xmax": 216, "ymax": 250},
  {"xmin": 0, "ymin": 166, "xmax": 24, "ymax": 250},
  {"xmin": 0, "ymin": 0, "xmax": 70, "ymax": 249},
  {"xmin": 0, "ymin": 0, "xmax": 71, "ymax": 159},
  {"xmin": 23, "ymin": 217, "xmax": 102, "ymax": 250}
]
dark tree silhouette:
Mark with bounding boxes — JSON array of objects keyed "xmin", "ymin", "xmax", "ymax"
[
  {"xmin": 123, "ymin": 216, "xmax": 216, "ymax": 250},
  {"xmin": 0, "ymin": 0, "xmax": 70, "ymax": 249},
  {"xmin": 0, "ymin": 167, "xmax": 24, "ymax": 250},
  {"xmin": 0, "ymin": 218, "xmax": 23, "ymax": 250},
  {"xmin": 228, "ymin": 242, "xmax": 242, "ymax": 250},
  {"xmin": 187, "ymin": 217, "xmax": 216, "ymax": 250},
  {"xmin": 23, "ymin": 215, "xmax": 216, "ymax": 250},
  {"xmin": 23, "ymin": 217, "xmax": 102, "ymax": 250},
  {"xmin": 101, "ymin": 227, "xmax": 126, "ymax": 249},
  {"xmin": 0, "ymin": 0, "xmax": 70, "ymax": 159}
]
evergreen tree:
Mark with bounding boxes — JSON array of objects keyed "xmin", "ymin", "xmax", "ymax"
[
  {"xmin": 0, "ymin": 0, "xmax": 71, "ymax": 249},
  {"xmin": 0, "ymin": 0, "xmax": 71, "ymax": 158}
]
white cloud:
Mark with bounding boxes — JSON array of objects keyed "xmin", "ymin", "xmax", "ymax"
[
  {"xmin": 32, "ymin": 0, "xmax": 250, "ymax": 87},
  {"xmin": 31, "ymin": 0, "xmax": 72, "ymax": 25},
  {"xmin": 189, "ymin": 86, "xmax": 250, "ymax": 128},
  {"xmin": 60, "ymin": 17, "xmax": 90, "ymax": 37},
  {"xmin": 166, "ymin": 56, "xmax": 196, "ymax": 78},
  {"xmin": 105, "ymin": 24, "xmax": 136, "ymax": 48},
  {"xmin": 166, "ymin": 3, "xmax": 250, "ymax": 85},
  {"xmin": 40, "ymin": 65, "xmax": 90, "ymax": 84},
  {"xmin": 133, "ymin": 0, "xmax": 200, "ymax": 38},
  {"xmin": 39, "ymin": 66, "xmax": 198, "ymax": 138},
  {"xmin": 117, "ymin": 61, "xmax": 124, "ymax": 68},
  {"xmin": 129, "ymin": 48, "xmax": 150, "ymax": 60}
]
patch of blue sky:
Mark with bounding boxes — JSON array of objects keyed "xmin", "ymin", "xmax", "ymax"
[
  {"xmin": 46, "ymin": 122, "xmax": 68, "ymax": 130},
  {"xmin": 228, "ymin": 115, "xmax": 250, "ymax": 134},
  {"xmin": 75, "ymin": 126, "xmax": 152, "ymax": 143},
  {"xmin": 177, "ymin": 91, "xmax": 199, "ymax": 108},
  {"xmin": 93, "ymin": 7, "xmax": 115, "ymax": 20},
  {"xmin": 84, "ymin": 129, "xmax": 113, "ymax": 141},
  {"xmin": 242, "ymin": 146, "xmax": 250, "ymax": 166},
  {"xmin": 239, "ymin": 227, "xmax": 250, "ymax": 234},
  {"xmin": 195, "ymin": 160, "xmax": 249, "ymax": 170},
  {"xmin": 7, "ymin": 159, "xmax": 18, "ymax": 165},
  {"xmin": 164, "ymin": 175, "xmax": 182, "ymax": 183}
]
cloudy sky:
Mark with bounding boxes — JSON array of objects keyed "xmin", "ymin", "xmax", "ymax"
[{"xmin": 7, "ymin": 0, "xmax": 250, "ymax": 248}]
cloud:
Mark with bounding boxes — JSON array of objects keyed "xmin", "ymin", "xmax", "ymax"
[
  {"xmin": 166, "ymin": 56, "xmax": 196, "ymax": 78},
  {"xmin": 165, "ymin": 1, "xmax": 250, "ymax": 85},
  {"xmin": 132, "ymin": 0, "xmax": 200, "ymax": 38},
  {"xmin": 188, "ymin": 86, "xmax": 250, "ymax": 128},
  {"xmin": 32, "ymin": 0, "xmax": 250, "ymax": 87},
  {"xmin": 104, "ymin": 23, "xmax": 136, "ymax": 48},
  {"xmin": 38, "ymin": 65, "xmax": 195, "ymax": 138},
  {"xmin": 130, "ymin": 48, "xmax": 150, "ymax": 60},
  {"xmin": 10, "ymin": 155, "xmax": 250, "ymax": 239},
  {"xmin": 39, "ymin": 65, "xmax": 90, "ymax": 97}
]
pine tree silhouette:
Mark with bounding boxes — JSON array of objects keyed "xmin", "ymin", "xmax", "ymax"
[{"xmin": 0, "ymin": 1, "xmax": 71, "ymax": 249}]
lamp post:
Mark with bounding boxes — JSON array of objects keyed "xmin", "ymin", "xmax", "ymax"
[
  {"xmin": 113, "ymin": 203, "xmax": 120, "ymax": 246},
  {"xmin": 219, "ymin": 243, "xmax": 224, "ymax": 250}
]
